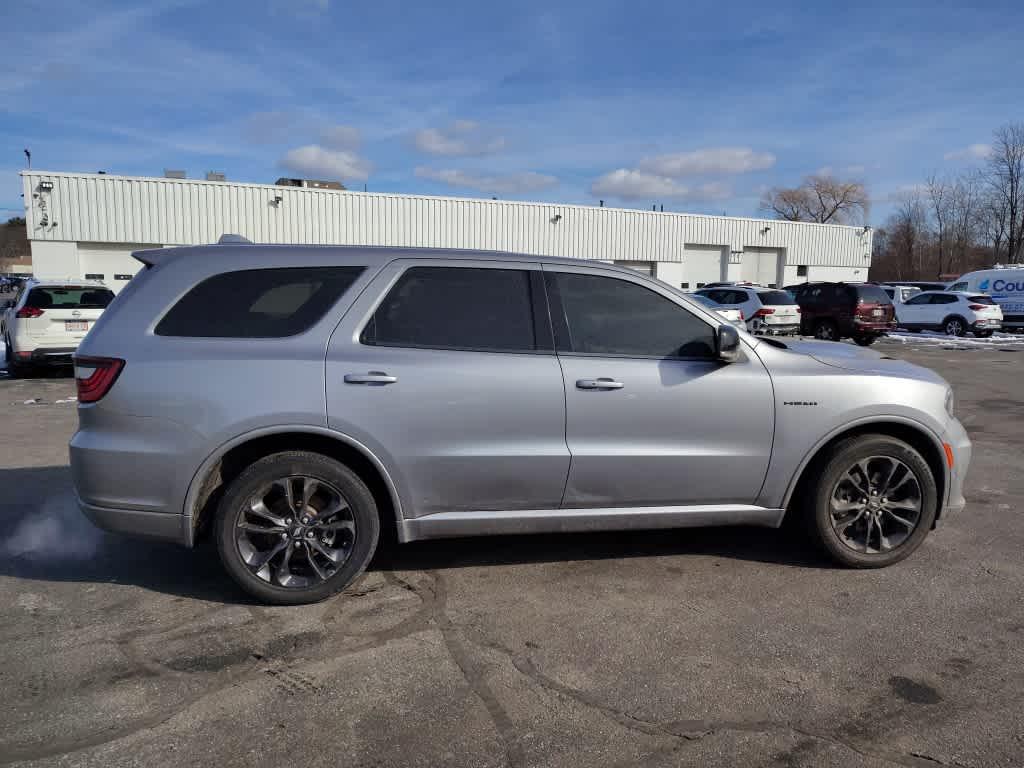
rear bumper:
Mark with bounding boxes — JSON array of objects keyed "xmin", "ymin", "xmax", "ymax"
[
  {"xmin": 758, "ymin": 323, "xmax": 800, "ymax": 336},
  {"xmin": 78, "ymin": 497, "xmax": 188, "ymax": 544},
  {"xmin": 971, "ymin": 319, "xmax": 1002, "ymax": 329},
  {"xmin": 27, "ymin": 346, "xmax": 77, "ymax": 366},
  {"xmin": 852, "ymin": 319, "xmax": 897, "ymax": 333}
]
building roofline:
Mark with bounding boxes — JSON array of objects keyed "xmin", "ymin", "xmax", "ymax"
[{"xmin": 19, "ymin": 169, "xmax": 869, "ymax": 233}]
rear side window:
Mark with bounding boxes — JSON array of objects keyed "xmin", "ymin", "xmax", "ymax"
[
  {"xmin": 25, "ymin": 286, "xmax": 115, "ymax": 309},
  {"xmin": 931, "ymin": 294, "xmax": 957, "ymax": 305},
  {"xmin": 156, "ymin": 267, "xmax": 364, "ymax": 337},
  {"xmin": 549, "ymin": 272, "xmax": 715, "ymax": 359},
  {"xmin": 756, "ymin": 290, "xmax": 796, "ymax": 305},
  {"xmin": 361, "ymin": 266, "xmax": 540, "ymax": 352},
  {"xmin": 968, "ymin": 295, "xmax": 996, "ymax": 305}
]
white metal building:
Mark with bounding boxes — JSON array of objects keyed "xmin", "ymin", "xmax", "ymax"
[{"xmin": 20, "ymin": 171, "xmax": 872, "ymax": 292}]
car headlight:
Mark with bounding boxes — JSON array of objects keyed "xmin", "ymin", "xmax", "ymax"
[{"xmin": 945, "ymin": 388, "xmax": 955, "ymax": 418}]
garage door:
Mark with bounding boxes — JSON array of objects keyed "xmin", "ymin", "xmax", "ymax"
[
  {"xmin": 682, "ymin": 245, "xmax": 725, "ymax": 289},
  {"xmin": 77, "ymin": 243, "xmax": 159, "ymax": 292},
  {"xmin": 740, "ymin": 247, "xmax": 783, "ymax": 287}
]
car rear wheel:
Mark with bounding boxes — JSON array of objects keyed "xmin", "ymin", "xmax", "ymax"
[
  {"xmin": 813, "ymin": 320, "xmax": 839, "ymax": 341},
  {"xmin": 943, "ymin": 316, "xmax": 967, "ymax": 336},
  {"xmin": 215, "ymin": 451, "xmax": 380, "ymax": 605},
  {"xmin": 4, "ymin": 338, "xmax": 30, "ymax": 378},
  {"xmin": 852, "ymin": 334, "xmax": 877, "ymax": 346},
  {"xmin": 805, "ymin": 435, "xmax": 937, "ymax": 568}
]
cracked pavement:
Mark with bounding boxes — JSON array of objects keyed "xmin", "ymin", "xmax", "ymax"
[{"xmin": 1, "ymin": 340, "xmax": 1022, "ymax": 767}]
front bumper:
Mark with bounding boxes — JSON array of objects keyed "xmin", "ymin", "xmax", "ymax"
[{"xmin": 939, "ymin": 417, "xmax": 972, "ymax": 522}]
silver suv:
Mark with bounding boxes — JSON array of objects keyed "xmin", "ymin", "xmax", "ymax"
[{"xmin": 71, "ymin": 244, "xmax": 971, "ymax": 604}]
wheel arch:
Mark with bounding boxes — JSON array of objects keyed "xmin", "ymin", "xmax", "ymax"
[
  {"xmin": 781, "ymin": 418, "xmax": 948, "ymax": 525},
  {"xmin": 942, "ymin": 314, "xmax": 968, "ymax": 331},
  {"xmin": 183, "ymin": 426, "xmax": 406, "ymax": 548}
]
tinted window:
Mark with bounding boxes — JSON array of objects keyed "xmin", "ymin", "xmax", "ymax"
[
  {"xmin": 156, "ymin": 267, "xmax": 363, "ymax": 337},
  {"xmin": 25, "ymin": 286, "xmax": 115, "ymax": 309},
  {"xmin": 362, "ymin": 266, "xmax": 537, "ymax": 352},
  {"xmin": 968, "ymin": 295, "xmax": 996, "ymax": 305},
  {"xmin": 904, "ymin": 293, "xmax": 932, "ymax": 305},
  {"xmin": 931, "ymin": 294, "xmax": 957, "ymax": 304},
  {"xmin": 550, "ymin": 272, "xmax": 715, "ymax": 358},
  {"xmin": 756, "ymin": 290, "xmax": 797, "ymax": 305},
  {"xmin": 853, "ymin": 284, "xmax": 891, "ymax": 303}
]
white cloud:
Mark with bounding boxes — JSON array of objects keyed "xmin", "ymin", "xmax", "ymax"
[
  {"xmin": 414, "ymin": 167, "xmax": 557, "ymax": 196},
  {"xmin": 944, "ymin": 143, "xmax": 992, "ymax": 162},
  {"xmin": 816, "ymin": 164, "xmax": 866, "ymax": 177},
  {"xmin": 638, "ymin": 147, "xmax": 775, "ymax": 177},
  {"xmin": 590, "ymin": 169, "xmax": 731, "ymax": 202},
  {"xmin": 413, "ymin": 121, "xmax": 507, "ymax": 156},
  {"xmin": 278, "ymin": 145, "xmax": 372, "ymax": 181},
  {"xmin": 319, "ymin": 124, "xmax": 361, "ymax": 151}
]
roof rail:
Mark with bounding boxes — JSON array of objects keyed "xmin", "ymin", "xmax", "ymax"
[{"xmin": 217, "ymin": 233, "xmax": 252, "ymax": 244}]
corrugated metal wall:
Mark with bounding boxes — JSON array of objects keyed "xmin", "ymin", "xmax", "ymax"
[{"xmin": 21, "ymin": 171, "xmax": 873, "ymax": 267}]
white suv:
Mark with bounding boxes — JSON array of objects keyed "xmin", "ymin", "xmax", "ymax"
[
  {"xmin": 2, "ymin": 279, "xmax": 115, "ymax": 375},
  {"xmin": 895, "ymin": 291, "xmax": 1003, "ymax": 337},
  {"xmin": 695, "ymin": 286, "xmax": 801, "ymax": 335}
]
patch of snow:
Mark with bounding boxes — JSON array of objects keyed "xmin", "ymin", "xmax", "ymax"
[{"xmin": 881, "ymin": 330, "xmax": 1024, "ymax": 348}]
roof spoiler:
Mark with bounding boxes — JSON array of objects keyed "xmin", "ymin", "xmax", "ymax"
[{"xmin": 133, "ymin": 233, "xmax": 252, "ymax": 267}]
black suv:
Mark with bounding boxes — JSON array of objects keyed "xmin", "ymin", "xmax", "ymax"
[{"xmin": 788, "ymin": 282, "xmax": 896, "ymax": 346}]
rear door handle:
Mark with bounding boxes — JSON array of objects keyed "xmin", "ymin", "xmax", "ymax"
[
  {"xmin": 344, "ymin": 372, "xmax": 397, "ymax": 385},
  {"xmin": 576, "ymin": 378, "xmax": 624, "ymax": 390}
]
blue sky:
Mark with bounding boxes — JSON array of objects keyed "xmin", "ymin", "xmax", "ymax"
[{"xmin": 2, "ymin": 0, "xmax": 1021, "ymax": 222}]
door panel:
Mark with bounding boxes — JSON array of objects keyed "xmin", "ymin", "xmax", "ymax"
[
  {"xmin": 325, "ymin": 259, "xmax": 570, "ymax": 517},
  {"xmin": 546, "ymin": 266, "xmax": 774, "ymax": 508}
]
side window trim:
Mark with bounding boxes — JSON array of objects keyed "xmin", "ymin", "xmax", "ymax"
[
  {"xmin": 541, "ymin": 266, "xmax": 718, "ymax": 361},
  {"xmin": 358, "ymin": 262, "xmax": 555, "ymax": 355}
]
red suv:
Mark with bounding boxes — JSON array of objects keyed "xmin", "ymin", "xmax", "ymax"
[{"xmin": 788, "ymin": 282, "xmax": 896, "ymax": 346}]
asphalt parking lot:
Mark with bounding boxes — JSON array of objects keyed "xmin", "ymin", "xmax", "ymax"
[{"xmin": 1, "ymin": 338, "xmax": 1022, "ymax": 768}]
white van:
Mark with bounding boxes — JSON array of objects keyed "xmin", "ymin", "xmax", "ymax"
[{"xmin": 948, "ymin": 267, "xmax": 1024, "ymax": 329}]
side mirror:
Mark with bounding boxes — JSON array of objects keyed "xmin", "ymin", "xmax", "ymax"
[{"xmin": 717, "ymin": 324, "xmax": 742, "ymax": 363}]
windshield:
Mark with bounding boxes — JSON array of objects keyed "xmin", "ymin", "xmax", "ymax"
[
  {"xmin": 756, "ymin": 290, "xmax": 797, "ymax": 305},
  {"xmin": 24, "ymin": 286, "xmax": 115, "ymax": 309}
]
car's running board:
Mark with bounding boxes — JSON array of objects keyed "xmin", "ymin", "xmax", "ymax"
[{"xmin": 400, "ymin": 504, "xmax": 786, "ymax": 542}]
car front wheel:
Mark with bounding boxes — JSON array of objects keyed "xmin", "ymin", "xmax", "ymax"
[
  {"xmin": 215, "ymin": 451, "xmax": 380, "ymax": 605},
  {"xmin": 804, "ymin": 435, "xmax": 937, "ymax": 568},
  {"xmin": 813, "ymin": 320, "xmax": 839, "ymax": 341}
]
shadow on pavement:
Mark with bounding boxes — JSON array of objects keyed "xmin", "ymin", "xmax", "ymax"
[{"xmin": 0, "ymin": 465, "xmax": 829, "ymax": 605}]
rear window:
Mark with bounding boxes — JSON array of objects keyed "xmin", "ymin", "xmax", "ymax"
[
  {"xmin": 853, "ymin": 284, "xmax": 892, "ymax": 303},
  {"xmin": 155, "ymin": 267, "xmax": 364, "ymax": 337},
  {"xmin": 755, "ymin": 290, "xmax": 796, "ymax": 305},
  {"xmin": 968, "ymin": 295, "xmax": 996, "ymax": 305},
  {"xmin": 25, "ymin": 286, "xmax": 115, "ymax": 309}
]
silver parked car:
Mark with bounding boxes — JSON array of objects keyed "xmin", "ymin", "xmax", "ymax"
[{"xmin": 71, "ymin": 243, "xmax": 971, "ymax": 604}]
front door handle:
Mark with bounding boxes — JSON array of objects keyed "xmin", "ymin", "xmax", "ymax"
[
  {"xmin": 576, "ymin": 378, "xmax": 624, "ymax": 390},
  {"xmin": 344, "ymin": 371, "xmax": 397, "ymax": 385}
]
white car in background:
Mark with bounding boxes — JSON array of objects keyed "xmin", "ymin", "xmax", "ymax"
[
  {"xmin": 2, "ymin": 279, "xmax": 115, "ymax": 376},
  {"xmin": 882, "ymin": 285, "xmax": 921, "ymax": 305},
  {"xmin": 695, "ymin": 285, "xmax": 801, "ymax": 335},
  {"xmin": 690, "ymin": 293, "xmax": 746, "ymax": 328},
  {"xmin": 947, "ymin": 267, "xmax": 1024, "ymax": 330},
  {"xmin": 895, "ymin": 290, "xmax": 1003, "ymax": 337}
]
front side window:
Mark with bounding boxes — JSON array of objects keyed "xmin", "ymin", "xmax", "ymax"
[
  {"xmin": 548, "ymin": 272, "xmax": 715, "ymax": 359},
  {"xmin": 361, "ymin": 266, "xmax": 538, "ymax": 352},
  {"xmin": 155, "ymin": 266, "xmax": 364, "ymax": 337}
]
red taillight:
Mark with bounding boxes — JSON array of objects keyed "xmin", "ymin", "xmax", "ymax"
[
  {"xmin": 754, "ymin": 307, "xmax": 776, "ymax": 317},
  {"xmin": 74, "ymin": 356, "xmax": 125, "ymax": 403},
  {"xmin": 968, "ymin": 304, "xmax": 986, "ymax": 311},
  {"xmin": 795, "ymin": 307, "xmax": 801, "ymax": 314},
  {"xmin": 739, "ymin": 310, "xmax": 744, "ymax": 320},
  {"xmin": 16, "ymin": 306, "xmax": 44, "ymax": 318}
]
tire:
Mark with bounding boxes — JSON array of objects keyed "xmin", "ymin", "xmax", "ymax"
[
  {"xmin": 853, "ymin": 334, "xmax": 877, "ymax": 346},
  {"xmin": 974, "ymin": 330, "xmax": 993, "ymax": 338},
  {"xmin": 4, "ymin": 338, "xmax": 29, "ymax": 378},
  {"xmin": 804, "ymin": 435, "xmax": 937, "ymax": 568},
  {"xmin": 215, "ymin": 451, "xmax": 380, "ymax": 605},
  {"xmin": 943, "ymin": 316, "xmax": 967, "ymax": 337},
  {"xmin": 813, "ymin": 320, "xmax": 839, "ymax": 341}
]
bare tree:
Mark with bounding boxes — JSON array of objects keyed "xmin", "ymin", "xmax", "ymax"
[
  {"xmin": 986, "ymin": 122, "xmax": 1024, "ymax": 263},
  {"xmin": 948, "ymin": 173, "xmax": 980, "ymax": 274},
  {"xmin": 925, "ymin": 174, "xmax": 951, "ymax": 276},
  {"xmin": 760, "ymin": 173, "xmax": 870, "ymax": 225}
]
